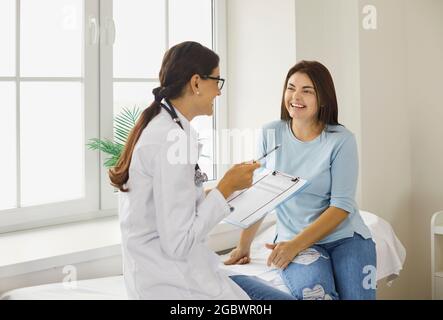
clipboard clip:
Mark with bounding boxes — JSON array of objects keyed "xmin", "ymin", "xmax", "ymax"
[{"xmin": 272, "ymin": 170, "xmax": 299, "ymax": 183}]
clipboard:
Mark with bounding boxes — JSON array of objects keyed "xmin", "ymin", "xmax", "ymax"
[{"xmin": 223, "ymin": 170, "xmax": 308, "ymax": 229}]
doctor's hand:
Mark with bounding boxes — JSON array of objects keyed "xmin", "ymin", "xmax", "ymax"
[
  {"xmin": 265, "ymin": 241, "xmax": 300, "ymax": 270},
  {"xmin": 223, "ymin": 246, "xmax": 251, "ymax": 265},
  {"xmin": 216, "ymin": 162, "xmax": 260, "ymax": 199}
]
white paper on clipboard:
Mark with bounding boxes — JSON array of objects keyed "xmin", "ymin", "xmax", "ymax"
[{"xmin": 223, "ymin": 170, "xmax": 308, "ymax": 229}]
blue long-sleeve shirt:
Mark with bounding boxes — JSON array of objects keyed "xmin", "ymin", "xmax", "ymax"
[{"xmin": 259, "ymin": 120, "xmax": 372, "ymax": 244}]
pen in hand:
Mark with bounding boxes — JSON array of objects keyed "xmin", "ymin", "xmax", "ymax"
[{"xmin": 253, "ymin": 144, "xmax": 281, "ymax": 163}]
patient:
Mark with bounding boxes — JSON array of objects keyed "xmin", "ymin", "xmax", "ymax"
[{"xmin": 225, "ymin": 60, "xmax": 377, "ymax": 300}]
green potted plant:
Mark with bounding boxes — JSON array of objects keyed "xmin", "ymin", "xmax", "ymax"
[{"xmin": 87, "ymin": 106, "xmax": 142, "ymax": 168}]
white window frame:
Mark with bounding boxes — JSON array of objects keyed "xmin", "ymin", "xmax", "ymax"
[
  {"xmin": 0, "ymin": 0, "xmax": 228, "ymax": 234},
  {"xmin": 0, "ymin": 0, "xmax": 103, "ymax": 234},
  {"xmin": 209, "ymin": 0, "xmax": 230, "ymax": 188}
]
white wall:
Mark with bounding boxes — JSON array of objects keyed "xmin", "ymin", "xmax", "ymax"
[
  {"xmin": 406, "ymin": 0, "xmax": 443, "ymax": 299},
  {"xmin": 357, "ymin": 0, "xmax": 414, "ymax": 299},
  {"xmin": 357, "ymin": 0, "xmax": 443, "ymax": 299},
  {"xmin": 226, "ymin": 0, "xmax": 296, "ymax": 149}
]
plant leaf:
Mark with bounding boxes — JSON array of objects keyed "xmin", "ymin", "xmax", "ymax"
[
  {"xmin": 86, "ymin": 138, "xmax": 122, "ymax": 157},
  {"xmin": 87, "ymin": 106, "xmax": 142, "ymax": 168},
  {"xmin": 103, "ymin": 155, "xmax": 120, "ymax": 168},
  {"xmin": 113, "ymin": 106, "xmax": 142, "ymax": 145}
]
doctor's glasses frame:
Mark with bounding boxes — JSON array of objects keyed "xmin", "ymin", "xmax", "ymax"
[{"xmin": 201, "ymin": 75, "xmax": 225, "ymax": 90}]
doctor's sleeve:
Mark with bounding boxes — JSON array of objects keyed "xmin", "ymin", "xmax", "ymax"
[
  {"xmin": 329, "ymin": 134, "xmax": 359, "ymax": 215},
  {"xmin": 151, "ymin": 142, "xmax": 231, "ymax": 260}
]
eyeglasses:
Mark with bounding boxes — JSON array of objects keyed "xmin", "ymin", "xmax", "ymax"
[{"xmin": 201, "ymin": 75, "xmax": 225, "ymax": 90}]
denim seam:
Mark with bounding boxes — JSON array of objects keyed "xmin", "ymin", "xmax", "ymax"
[{"xmin": 279, "ymin": 269, "xmax": 300, "ymax": 299}]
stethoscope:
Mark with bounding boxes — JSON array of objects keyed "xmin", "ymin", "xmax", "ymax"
[{"xmin": 160, "ymin": 99, "xmax": 208, "ymax": 187}]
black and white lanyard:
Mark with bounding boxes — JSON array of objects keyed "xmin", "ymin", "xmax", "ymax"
[{"xmin": 160, "ymin": 100, "xmax": 208, "ymax": 187}]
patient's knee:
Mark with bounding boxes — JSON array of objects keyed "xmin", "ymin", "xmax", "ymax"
[
  {"xmin": 301, "ymin": 284, "xmax": 338, "ymax": 300},
  {"xmin": 293, "ymin": 248, "xmax": 328, "ymax": 265}
]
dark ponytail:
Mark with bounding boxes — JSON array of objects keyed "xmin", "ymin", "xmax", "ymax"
[{"xmin": 109, "ymin": 41, "xmax": 219, "ymax": 192}]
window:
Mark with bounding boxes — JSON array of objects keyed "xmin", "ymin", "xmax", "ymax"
[
  {"xmin": 111, "ymin": 0, "xmax": 215, "ymax": 180},
  {"xmin": 0, "ymin": 0, "xmax": 226, "ymax": 233}
]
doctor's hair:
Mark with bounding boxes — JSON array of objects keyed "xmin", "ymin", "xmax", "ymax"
[
  {"xmin": 109, "ymin": 41, "xmax": 219, "ymax": 192},
  {"xmin": 280, "ymin": 60, "xmax": 341, "ymax": 127}
]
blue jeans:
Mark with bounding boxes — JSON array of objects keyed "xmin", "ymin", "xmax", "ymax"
[
  {"xmin": 279, "ymin": 233, "xmax": 377, "ymax": 300},
  {"xmin": 230, "ymin": 275, "xmax": 296, "ymax": 300}
]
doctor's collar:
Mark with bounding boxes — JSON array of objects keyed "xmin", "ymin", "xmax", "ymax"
[{"xmin": 161, "ymin": 99, "xmax": 192, "ymax": 133}]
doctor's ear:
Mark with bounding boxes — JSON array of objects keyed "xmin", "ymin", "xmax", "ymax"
[{"xmin": 190, "ymin": 74, "xmax": 201, "ymax": 96}]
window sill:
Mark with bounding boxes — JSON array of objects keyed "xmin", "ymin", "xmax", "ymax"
[
  {"xmin": 0, "ymin": 212, "xmax": 276, "ymax": 279},
  {"xmin": 0, "ymin": 215, "xmax": 121, "ymax": 279}
]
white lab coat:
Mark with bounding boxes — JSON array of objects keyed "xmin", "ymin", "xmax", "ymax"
[{"xmin": 118, "ymin": 107, "xmax": 249, "ymax": 300}]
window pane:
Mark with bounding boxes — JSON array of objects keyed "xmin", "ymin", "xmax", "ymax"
[
  {"xmin": 169, "ymin": 0, "xmax": 212, "ymax": 48},
  {"xmin": 0, "ymin": 83, "xmax": 16, "ymax": 210},
  {"xmin": 0, "ymin": 0, "xmax": 15, "ymax": 76},
  {"xmin": 191, "ymin": 116, "xmax": 214, "ymax": 180},
  {"xmin": 20, "ymin": 82, "xmax": 84, "ymax": 207},
  {"xmin": 113, "ymin": 82, "xmax": 158, "ymax": 118},
  {"xmin": 113, "ymin": 0, "xmax": 165, "ymax": 78},
  {"xmin": 21, "ymin": 0, "xmax": 83, "ymax": 77}
]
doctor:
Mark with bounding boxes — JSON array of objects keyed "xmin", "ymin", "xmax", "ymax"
[{"xmin": 108, "ymin": 41, "xmax": 263, "ymax": 299}]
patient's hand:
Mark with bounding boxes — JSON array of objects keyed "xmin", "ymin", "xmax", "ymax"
[
  {"xmin": 223, "ymin": 247, "xmax": 251, "ymax": 265},
  {"xmin": 265, "ymin": 241, "xmax": 300, "ymax": 270}
]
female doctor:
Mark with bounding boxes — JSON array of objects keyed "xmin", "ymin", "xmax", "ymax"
[{"xmin": 108, "ymin": 41, "xmax": 286, "ymax": 300}]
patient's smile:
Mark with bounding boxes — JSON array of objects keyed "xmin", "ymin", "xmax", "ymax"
[{"xmin": 290, "ymin": 102, "xmax": 306, "ymax": 109}]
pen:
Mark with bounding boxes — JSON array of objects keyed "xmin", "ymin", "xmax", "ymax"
[{"xmin": 254, "ymin": 144, "xmax": 281, "ymax": 163}]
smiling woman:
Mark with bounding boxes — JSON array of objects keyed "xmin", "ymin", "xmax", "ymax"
[{"xmin": 225, "ymin": 60, "xmax": 377, "ymax": 300}]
